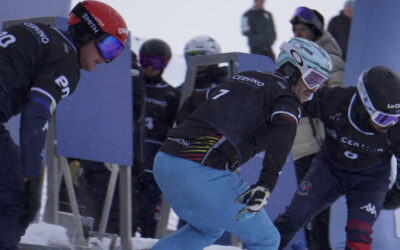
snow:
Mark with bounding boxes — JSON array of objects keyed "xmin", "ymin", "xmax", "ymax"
[{"xmin": 21, "ymin": 222, "xmax": 243, "ymax": 250}]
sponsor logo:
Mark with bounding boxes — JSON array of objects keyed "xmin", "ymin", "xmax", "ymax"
[
  {"xmin": 24, "ymin": 23, "xmax": 50, "ymax": 44},
  {"xmin": 233, "ymin": 75, "xmax": 265, "ymax": 87},
  {"xmin": 325, "ymin": 127, "xmax": 384, "ymax": 153},
  {"xmin": 387, "ymin": 103, "xmax": 400, "ymax": 109},
  {"xmin": 146, "ymin": 97, "xmax": 167, "ymax": 107},
  {"xmin": 297, "ymin": 181, "xmax": 312, "ymax": 196},
  {"xmin": 82, "ymin": 13, "xmax": 100, "ymax": 34},
  {"xmin": 92, "ymin": 15, "xmax": 105, "ymax": 28},
  {"xmin": 166, "ymin": 137, "xmax": 190, "ymax": 147},
  {"xmin": 119, "ymin": 27, "xmax": 129, "ymax": 35},
  {"xmin": 54, "ymin": 75, "xmax": 70, "ymax": 98},
  {"xmin": 360, "ymin": 203, "xmax": 377, "ymax": 218}
]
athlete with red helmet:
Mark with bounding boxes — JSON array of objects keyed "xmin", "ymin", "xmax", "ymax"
[{"xmin": 0, "ymin": 1, "xmax": 127, "ymax": 247}]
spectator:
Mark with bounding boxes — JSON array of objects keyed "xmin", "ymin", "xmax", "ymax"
[
  {"xmin": 151, "ymin": 37, "xmax": 332, "ymax": 250},
  {"xmin": 241, "ymin": 0, "xmax": 276, "ymax": 60},
  {"xmin": 289, "ymin": 6, "xmax": 345, "ymax": 250},
  {"xmin": 0, "ymin": 1, "xmax": 128, "ymax": 248},
  {"xmin": 176, "ymin": 35, "xmax": 228, "ymax": 123},
  {"xmin": 132, "ymin": 38, "xmax": 181, "ymax": 238},
  {"xmin": 274, "ymin": 65, "xmax": 400, "ymax": 250},
  {"xmin": 328, "ymin": 0, "xmax": 355, "ymax": 61}
]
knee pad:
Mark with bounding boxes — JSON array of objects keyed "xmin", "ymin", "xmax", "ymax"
[{"xmin": 345, "ymin": 220, "xmax": 372, "ymax": 250}]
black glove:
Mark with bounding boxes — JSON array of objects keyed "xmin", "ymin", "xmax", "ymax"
[
  {"xmin": 383, "ymin": 181, "xmax": 400, "ymax": 210},
  {"xmin": 235, "ymin": 184, "xmax": 270, "ymax": 221},
  {"xmin": 20, "ymin": 178, "xmax": 42, "ymax": 227}
]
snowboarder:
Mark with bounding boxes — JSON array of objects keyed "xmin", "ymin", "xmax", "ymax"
[
  {"xmin": 151, "ymin": 37, "xmax": 332, "ymax": 250},
  {"xmin": 274, "ymin": 65, "xmax": 400, "ymax": 250},
  {"xmin": 0, "ymin": 1, "xmax": 128, "ymax": 248}
]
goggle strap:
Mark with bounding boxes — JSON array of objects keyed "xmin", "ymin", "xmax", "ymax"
[{"xmin": 71, "ymin": 2, "xmax": 103, "ymax": 39}]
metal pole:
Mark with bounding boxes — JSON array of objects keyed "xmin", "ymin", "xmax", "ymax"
[
  {"xmin": 98, "ymin": 163, "xmax": 120, "ymax": 240},
  {"xmin": 60, "ymin": 156, "xmax": 86, "ymax": 246},
  {"xmin": 119, "ymin": 165, "xmax": 132, "ymax": 249}
]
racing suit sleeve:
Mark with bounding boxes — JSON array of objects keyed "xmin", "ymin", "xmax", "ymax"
[
  {"xmin": 20, "ymin": 89, "xmax": 54, "ymax": 178},
  {"xmin": 257, "ymin": 113, "xmax": 298, "ymax": 191},
  {"xmin": 302, "ymin": 86, "xmax": 334, "ymax": 119}
]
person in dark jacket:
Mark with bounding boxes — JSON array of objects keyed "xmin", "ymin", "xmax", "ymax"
[
  {"xmin": 274, "ymin": 65, "xmax": 400, "ymax": 250},
  {"xmin": 151, "ymin": 37, "xmax": 332, "ymax": 250},
  {"xmin": 0, "ymin": 1, "xmax": 128, "ymax": 248},
  {"xmin": 241, "ymin": 0, "xmax": 276, "ymax": 60},
  {"xmin": 328, "ymin": 0, "xmax": 355, "ymax": 61},
  {"xmin": 290, "ymin": 6, "xmax": 345, "ymax": 250},
  {"xmin": 133, "ymin": 38, "xmax": 181, "ymax": 238}
]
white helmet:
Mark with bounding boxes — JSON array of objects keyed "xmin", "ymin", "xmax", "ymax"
[{"xmin": 184, "ymin": 35, "xmax": 221, "ymax": 58}]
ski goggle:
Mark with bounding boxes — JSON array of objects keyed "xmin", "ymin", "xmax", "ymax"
[
  {"xmin": 96, "ymin": 34, "xmax": 125, "ymax": 63},
  {"xmin": 357, "ymin": 71, "xmax": 400, "ymax": 127},
  {"xmin": 370, "ymin": 111, "xmax": 400, "ymax": 127},
  {"xmin": 186, "ymin": 50, "xmax": 208, "ymax": 57},
  {"xmin": 291, "ymin": 7, "xmax": 324, "ymax": 32},
  {"xmin": 139, "ymin": 54, "xmax": 168, "ymax": 70},
  {"xmin": 280, "ymin": 42, "xmax": 328, "ymax": 89}
]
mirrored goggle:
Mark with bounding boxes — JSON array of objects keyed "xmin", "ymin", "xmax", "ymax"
[
  {"xmin": 292, "ymin": 7, "xmax": 323, "ymax": 31},
  {"xmin": 96, "ymin": 34, "xmax": 125, "ymax": 63},
  {"xmin": 302, "ymin": 69, "xmax": 328, "ymax": 89},
  {"xmin": 139, "ymin": 54, "xmax": 168, "ymax": 70},
  {"xmin": 371, "ymin": 111, "xmax": 400, "ymax": 127}
]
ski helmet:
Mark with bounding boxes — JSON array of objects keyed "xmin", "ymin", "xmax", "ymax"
[
  {"xmin": 68, "ymin": 1, "xmax": 128, "ymax": 61},
  {"xmin": 357, "ymin": 66, "xmax": 400, "ymax": 118},
  {"xmin": 276, "ymin": 37, "xmax": 332, "ymax": 88},
  {"xmin": 139, "ymin": 39, "xmax": 171, "ymax": 70},
  {"xmin": 184, "ymin": 35, "xmax": 221, "ymax": 58},
  {"xmin": 291, "ymin": 7, "xmax": 324, "ymax": 37}
]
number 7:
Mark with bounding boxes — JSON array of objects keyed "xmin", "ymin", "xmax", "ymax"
[{"xmin": 212, "ymin": 89, "xmax": 230, "ymax": 100}]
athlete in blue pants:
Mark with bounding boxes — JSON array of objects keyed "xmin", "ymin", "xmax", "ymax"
[
  {"xmin": 151, "ymin": 38, "xmax": 332, "ymax": 250},
  {"xmin": 153, "ymin": 152, "xmax": 279, "ymax": 250}
]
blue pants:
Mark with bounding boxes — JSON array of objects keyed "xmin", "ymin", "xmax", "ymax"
[
  {"xmin": 274, "ymin": 149, "xmax": 391, "ymax": 249},
  {"xmin": 151, "ymin": 152, "xmax": 280, "ymax": 250},
  {"xmin": 0, "ymin": 125, "xmax": 26, "ymax": 249}
]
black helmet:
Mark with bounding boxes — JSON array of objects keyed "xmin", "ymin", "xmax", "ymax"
[
  {"xmin": 139, "ymin": 39, "xmax": 172, "ymax": 60},
  {"xmin": 357, "ymin": 65, "xmax": 400, "ymax": 115},
  {"xmin": 290, "ymin": 7, "xmax": 324, "ymax": 38}
]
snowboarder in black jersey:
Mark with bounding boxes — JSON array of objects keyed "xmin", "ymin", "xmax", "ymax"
[
  {"xmin": 274, "ymin": 65, "xmax": 400, "ymax": 250},
  {"xmin": 0, "ymin": 1, "xmax": 128, "ymax": 248},
  {"xmin": 151, "ymin": 37, "xmax": 332, "ymax": 250}
]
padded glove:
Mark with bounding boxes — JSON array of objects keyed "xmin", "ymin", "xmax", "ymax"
[
  {"xmin": 20, "ymin": 178, "xmax": 42, "ymax": 227},
  {"xmin": 383, "ymin": 181, "xmax": 400, "ymax": 210},
  {"xmin": 235, "ymin": 185, "xmax": 270, "ymax": 221}
]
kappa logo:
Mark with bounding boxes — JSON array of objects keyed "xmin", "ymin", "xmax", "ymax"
[{"xmin": 360, "ymin": 203, "xmax": 377, "ymax": 218}]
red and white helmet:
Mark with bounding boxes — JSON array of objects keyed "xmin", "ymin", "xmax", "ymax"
[{"xmin": 69, "ymin": 0, "xmax": 128, "ymax": 61}]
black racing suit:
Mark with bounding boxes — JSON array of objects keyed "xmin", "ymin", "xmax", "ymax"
[
  {"xmin": 133, "ymin": 74, "xmax": 180, "ymax": 237},
  {"xmin": 161, "ymin": 70, "xmax": 302, "ymax": 191},
  {"xmin": 274, "ymin": 86, "xmax": 400, "ymax": 249},
  {"xmin": 0, "ymin": 23, "xmax": 80, "ymax": 248}
]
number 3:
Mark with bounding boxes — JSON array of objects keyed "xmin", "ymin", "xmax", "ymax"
[{"xmin": 212, "ymin": 89, "xmax": 230, "ymax": 100}]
